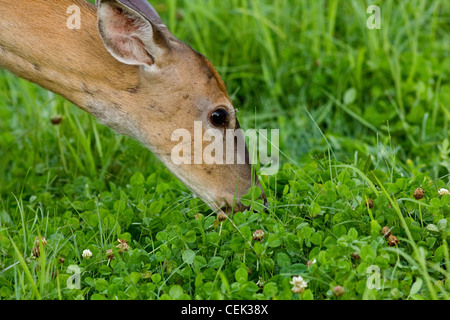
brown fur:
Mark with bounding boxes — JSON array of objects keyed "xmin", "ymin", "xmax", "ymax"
[{"xmin": 0, "ymin": 0, "xmax": 139, "ymax": 110}]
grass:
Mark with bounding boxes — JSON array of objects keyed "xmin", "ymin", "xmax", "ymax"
[{"xmin": 0, "ymin": 0, "xmax": 449, "ymax": 300}]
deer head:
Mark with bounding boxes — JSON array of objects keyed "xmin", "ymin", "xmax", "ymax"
[{"xmin": 95, "ymin": 0, "xmax": 267, "ymax": 214}]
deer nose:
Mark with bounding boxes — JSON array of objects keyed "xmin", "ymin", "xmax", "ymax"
[{"xmin": 227, "ymin": 188, "xmax": 268, "ymax": 214}]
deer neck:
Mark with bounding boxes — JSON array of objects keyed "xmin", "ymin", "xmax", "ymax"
[{"xmin": 0, "ymin": 0, "xmax": 140, "ymax": 124}]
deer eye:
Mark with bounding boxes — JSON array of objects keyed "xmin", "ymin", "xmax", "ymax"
[{"xmin": 209, "ymin": 108, "xmax": 230, "ymax": 127}]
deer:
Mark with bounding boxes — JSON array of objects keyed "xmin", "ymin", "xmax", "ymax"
[{"xmin": 0, "ymin": 0, "xmax": 268, "ymax": 215}]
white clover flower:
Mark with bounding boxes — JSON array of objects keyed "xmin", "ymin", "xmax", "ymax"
[
  {"xmin": 290, "ymin": 275, "xmax": 308, "ymax": 294},
  {"xmin": 82, "ymin": 249, "xmax": 92, "ymax": 259},
  {"xmin": 438, "ymin": 188, "xmax": 449, "ymax": 196}
]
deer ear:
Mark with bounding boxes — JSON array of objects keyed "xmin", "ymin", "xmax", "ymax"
[{"xmin": 97, "ymin": 0, "xmax": 169, "ymax": 67}]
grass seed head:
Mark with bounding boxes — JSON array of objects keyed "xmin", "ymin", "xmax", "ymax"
[
  {"xmin": 50, "ymin": 116, "xmax": 63, "ymax": 125},
  {"xmin": 116, "ymin": 239, "xmax": 130, "ymax": 253},
  {"xmin": 382, "ymin": 226, "xmax": 392, "ymax": 238},
  {"xmin": 333, "ymin": 285, "xmax": 345, "ymax": 297},
  {"xmin": 387, "ymin": 235, "xmax": 399, "ymax": 247},
  {"xmin": 252, "ymin": 229, "xmax": 265, "ymax": 242},
  {"xmin": 414, "ymin": 188, "xmax": 425, "ymax": 200},
  {"xmin": 351, "ymin": 252, "xmax": 361, "ymax": 260},
  {"xmin": 35, "ymin": 236, "xmax": 47, "ymax": 247},
  {"xmin": 32, "ymin": 246, "xmax": 40, "ymax": 258},
  {"xmin": 106, "ymin": 249, "xmax": 114, "ymax": 261},
  {"xmin": 217, "ymin": 212, "xmax": 227, "ymax": 222}
]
